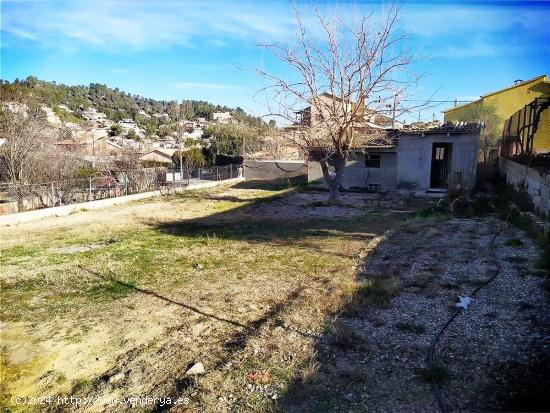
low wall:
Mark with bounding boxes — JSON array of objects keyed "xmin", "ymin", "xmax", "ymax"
[
  {"xmin": 0, "ymin": 177, "xmax": 244, "ymax": 226},
  {"xmin": 499, "ymin": 157, "xmax": 550, "ymax": 216},
  {"xmin": 244, "ymin": 160, "xmax": 306, "ymax": 181}
]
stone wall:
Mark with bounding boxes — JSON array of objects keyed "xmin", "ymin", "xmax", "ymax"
[{"xmin": 500, "ymin": 157, "xmax": 550, "ymax": 216}]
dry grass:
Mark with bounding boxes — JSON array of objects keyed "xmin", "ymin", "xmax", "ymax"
[{"xmin": 0, "ymin": 184, "xmax": 406, "ymax": 412}]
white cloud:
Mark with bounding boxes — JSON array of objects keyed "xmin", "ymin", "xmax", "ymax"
[
  {"xmin": 2, "ymin": 0, "xmax": 547, "ymax": 63},
  {"xmin": 401, "ymin": 3, "xmax": 547, "ymax": 38},
  {"xmin": 1, "ymin": 0, "xmax": 298, "ymax": 50}
]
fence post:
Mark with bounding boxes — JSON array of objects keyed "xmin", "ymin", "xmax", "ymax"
[
  {"xmin": 51, "ymin": 182, "xmax": 55, "ymax": 207},
  {"xmin": 230, "ymin": 164, "xmax": 232, "ymax": 179},
  {"xmin": 198, "ymin": 167, "xmax": 201, "ymax": 180},
  {"xmin": 89, "ymin": 177, "xmax": 93, "ymax": 200}
]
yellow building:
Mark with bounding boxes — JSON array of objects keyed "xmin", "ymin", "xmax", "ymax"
[{"xmin": 444, "ymin": 74, "xmax": 550, "ymax": 153}]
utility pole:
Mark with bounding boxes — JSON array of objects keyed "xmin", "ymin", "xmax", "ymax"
[
  {"xmin": 391, "ymin": 94, "xmax": 397, "ymax": 128},
  {"xmin": 179, "ymin": 136, "xmax": 183, "ymax": 182}
]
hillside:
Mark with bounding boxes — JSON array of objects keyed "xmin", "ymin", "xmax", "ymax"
[{"xmin": 0, "ymin": 76, "xmax": 264, "ymax": 133}]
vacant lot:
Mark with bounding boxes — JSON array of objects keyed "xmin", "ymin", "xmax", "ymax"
[
  {"xmin": 1, "ymin": 184, "xmax": 547, "ymax": 412},
  {"xmin": 0, "ymin": 184, "xmax": 418, "ymax": 412}
]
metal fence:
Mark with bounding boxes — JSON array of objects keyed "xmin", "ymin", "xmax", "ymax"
[{"xmin": 0, "ymin": 164, "xmax": 241, "ymax": 215}]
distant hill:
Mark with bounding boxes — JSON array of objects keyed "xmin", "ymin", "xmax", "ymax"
[{"xmin": 0, "ymin": 76, "xmax": 264, "ymax": 134}]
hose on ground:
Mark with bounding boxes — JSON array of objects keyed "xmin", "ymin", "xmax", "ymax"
[{"xmin": 426, "ymin": 228, "xmax": 502, "ymax": 412}]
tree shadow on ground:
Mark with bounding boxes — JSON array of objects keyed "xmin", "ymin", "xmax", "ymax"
[
  {"xmin": 147, "ymin": 189, "xmax": 418, "ymax": 410},
  {"xmin": 152, "ymin": 188, "xmax": 399, "ymax": 249}
]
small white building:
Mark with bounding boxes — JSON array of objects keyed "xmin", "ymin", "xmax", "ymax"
[
  {"xmin": 120, "ymin": 118, "xmax": 137, "ymax": 126},
  {"xmin": 140, "ymin": 148, "xmax": 176, "ymax": 165},
  {"xmin": 82, "ymin": 108, "xmax": 107, "ymax": 121},
  {"xmin": 213, "ymin": 112, "xmax": 233, "ymax": 124}
]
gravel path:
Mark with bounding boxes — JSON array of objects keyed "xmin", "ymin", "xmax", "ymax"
[{"xmin": 294, "ymin": 216, "xmax": 549, "ymax": 412}]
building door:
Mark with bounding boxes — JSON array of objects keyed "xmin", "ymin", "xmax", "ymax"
[{"xmin": 430, "ymin": 143, "xmax": 452, "ymax": 188}]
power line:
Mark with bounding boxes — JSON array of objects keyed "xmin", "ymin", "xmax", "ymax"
[{"xmin": 402, "ymin": 99, "xmax": 474, "ymax": 103}]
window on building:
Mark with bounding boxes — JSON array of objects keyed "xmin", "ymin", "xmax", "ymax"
[
  {"xmin": 367, "ymin": 183, "xmax": 381, "ymax": 192},
  {"xmin": 365, "ymin": 153, "xmax": 381, "ymax": 168},
  {"xmin": 435, "ymin": 147, "xmax": 445, "ymax": 160}
]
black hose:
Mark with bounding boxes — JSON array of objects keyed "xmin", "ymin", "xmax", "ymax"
[{"xmin": 426, "ymin": 229, "xmax": 502, "ymax": 412}]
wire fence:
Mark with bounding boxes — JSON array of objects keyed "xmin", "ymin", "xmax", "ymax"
[{"xmin": 0, "ymin": 164, "xmax": 242, "ymax": 215}]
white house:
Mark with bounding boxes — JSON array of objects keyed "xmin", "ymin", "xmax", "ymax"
[
  {"xmin": 213, "ymin": 112, "xmax": 233, "ymax": 124},
  {"xmin": 82, "ymin": 108, "xmax": 107, "ymax": 121}
]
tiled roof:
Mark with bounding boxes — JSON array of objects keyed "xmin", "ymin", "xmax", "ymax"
[{"xmin": 401, "ymin": 121, "xmax": 482, "ymax": 134}]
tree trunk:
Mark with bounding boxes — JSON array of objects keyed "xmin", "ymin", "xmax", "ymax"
[{"xmin": 319, "ymin": 154, "xmax": 347, "ymax": 203}]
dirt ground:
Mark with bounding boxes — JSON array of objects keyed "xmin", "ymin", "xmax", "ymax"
[{"xmin": 1, "ymin": 184, "xmax": 547, "ymax": 412}]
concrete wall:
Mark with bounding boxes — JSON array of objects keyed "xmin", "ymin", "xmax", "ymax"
[
  {"xmin": 397, "ymin": 133, "xmax": 479, "ymax": 190},
  {"xmin": 365, "ymin": 152, "xmax": 397, "ymax": 190},
  {"xmin": 308, "ymin": 151, "xmax": 397, "ymax": 191},
  {"xmin": 244, "ymin": 160, "xmax": 307, "ymax": 181},
  {"xmin": 0, "ymin": 178, "xmax": 244, "ymax": 226},
  {"xmin": 500, "ymin": 157, "xmax": 550, "ymax": 216}
]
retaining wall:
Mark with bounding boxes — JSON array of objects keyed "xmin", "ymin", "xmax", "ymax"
[{"xmin": 499, "ymin": 157, "xmax": 550, "ymax": 216}]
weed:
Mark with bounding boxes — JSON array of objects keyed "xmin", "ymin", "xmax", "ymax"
[
  {"xmin": 338, "ymin": 366, "xmax": 367, "ymax": 384},
  {"xmin": 517, "ymin": 301, "xmax": 535, "ymax": 311},
  {"xmin": 419, "ymin": 362, "xmax": 451, "ymax": 384},
  {"xmin": 357, "ymin": 276, "xmax": 402, "ymax": 307},
  {"xmin": 89, "ymin": 280, "xmax": 135, "ymax": 299},
  {"xmin": 441, "ymin": 282, "xmax": 459, "ymax": 290},
  {"xmin": 299, "ymin": 358, "xmax": 320, "ymax": 384},
  {"xmin": 395, "ymin": 321, "xmax": 426, "ymax": 334},
  {"xmin": 329, "ymin": 324, "xmax": 365, "ymax": 351},
  {"xmin": 537, "ymin": 243, "xmax": 550, "ymax": 276},
  {"xmin": 70, "ymin": 378, "xmax": 92, "ymax": 394},
  {"xmin": 406, "ymin": 271, "xmax": 437, "ymax": 291},
  {"xmin": 485, "ymin": 311, "xmax": 498, "ymax": 319},
  {"xmin": 505, "ymin": 238, "xmax": 524, "ymax": 247},
  {"xmin": 505, "ymin": 256, "xmax": 527, "ymax": 264}
]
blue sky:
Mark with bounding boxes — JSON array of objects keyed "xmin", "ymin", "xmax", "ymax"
[{"xmin": 1, "ymin": 0, "xmax": 549, "ymax": 122}]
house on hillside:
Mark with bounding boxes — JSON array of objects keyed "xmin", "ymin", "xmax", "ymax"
[
  {"xmin": 139, "ymin": 148, "xmax": 176, "ymax": 165},
  {"xmin": 55, "ymin": 139, "xmax": 86, "ymax": 152},
  {"xmin": 444, "ymin": 74, "xmax": 549, "ymax": 154},
  {"xmin": 308, "ymin": 122, "xmax": 481, "ymax": 192},
  {"xmin": 293, "ymin": 92, "xmax": 401, "ymax": 130},
  {"xmin": 79, "ymin": 135, "xmax": 124, "ymax": 157},
  {"xmin": 82, "ymin": 108, "xmax": 107, "ymax": 121},
  {"xmin": 213, "ymin": 112, "xmax": 234, "ymax": 124}
]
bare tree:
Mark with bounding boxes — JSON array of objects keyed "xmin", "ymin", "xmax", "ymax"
[
  {"xmin": 169, "ymin": 102, "xmax": 187, "ymax": 180},
  {"xmin": 0, "ymin": 98, "xmax": 85, "ymax": 210},
  {"xmin": 459, "ymin": 101, "xmax": 501, "ymax": 163},
  {"xmin": 255, "ymin": 4, "xmax": 422, "ymax": 201},
  {"xmin": 0, "ymin": 100, "xmax": 51, "ymax": 184}
]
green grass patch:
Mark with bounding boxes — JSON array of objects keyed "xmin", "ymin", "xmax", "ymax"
[
  {"xmin": 505, "ymin": 238, "xmax": 524, "ymax": 247},
  {"xmin": 89, "ymin": 280, "xmax": 136, "ymax": 299}
]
